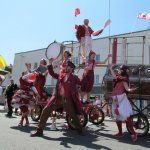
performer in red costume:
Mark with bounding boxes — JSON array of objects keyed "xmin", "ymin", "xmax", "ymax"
[
  {"xmin": 60, "ymin": 51, "xmax": 72, "ymax": 73},
  {"xmin": 109, "ymin": 64, "xmax": 137, "ymax": 142},
  {"xmin": 81, "ymin": 51, "xmax": 111, "ymax": 103},
  {"xmin": 54, "ymin": 50, "xmax": 72, "ymax": 74},
  {"xmin": 31, "ymin": 60, "xmax": 84, "ymax": 137},
  {"xmin": 76, "ymin": 19, "xmax": 107, "ymax": 61},
  {"xmin": 12, "ymin": 71, "xmax": 40, "ymax": 126},
  {"xmin": 34, "ymin": 59, "xmax": 48, "ymax": 100}
]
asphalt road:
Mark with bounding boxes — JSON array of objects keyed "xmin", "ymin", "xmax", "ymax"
[{"xmin": 0, "ymin": 106, "xmax": 150, "ymax": 150}]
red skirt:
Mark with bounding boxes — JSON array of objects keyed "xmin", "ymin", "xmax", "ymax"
[{"xmin": 81, "ymin": 70, "xmax": 94, "ymax": 92}]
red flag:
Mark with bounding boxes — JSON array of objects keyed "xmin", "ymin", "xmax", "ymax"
[
  {"xmin": 75, "ymin": 8, "xmax": 80, "ymax": 17},
  {"xmin": 137, "ymin": 13, "xmax": 150, "ymax": 20},
  {"xmin": 75, "ymin": 24, "xmax": 78, "ymax": 30}
]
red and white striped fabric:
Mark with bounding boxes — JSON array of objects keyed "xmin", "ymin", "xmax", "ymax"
[
  {"xmin": 137, "ymin": 13, "xmax": 150, "ymax": 20},
  {"xmin": 12, "ymin": 89, "xmax": 35, "ymax": 110}
]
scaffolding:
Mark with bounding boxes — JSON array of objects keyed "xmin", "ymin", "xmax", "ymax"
[{"xmin": 109, "ymin": 36, "xmax": 145, "ymax": 65}]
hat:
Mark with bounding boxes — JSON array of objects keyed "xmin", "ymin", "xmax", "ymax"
[
  {"xmin": 41, "ymin": 58, "xmax": 47, "ymax": 65},
  {"xmin": 89, "ymin": 51, "xmax": 96, "ymax": 58},
  {"xmin": 67, "ymin": 61, "xmax": 76, "ymax": 69},
  {"xmin": 120, "ymin": 65, "xmax": 128, "ymax": 71},
  {"xmin": 64, "ymin": 51, "xmax": 72, "ymax": 57}
]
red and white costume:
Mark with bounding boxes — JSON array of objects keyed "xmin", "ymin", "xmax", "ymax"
[
  {"xmin": 111, "ymin": 75, "xmax": 133, "ymax": 121},
  {"xmin": 110, "ymin": 74, "xmax": 137, "ymax": 141},
  {"xmin": 81, "ymin": 59, "xmax": 96, "ymax": 92},
  {"xmin": 34, "ymin": 64, "xmax": 48, "ymax": 99},
  {"xmin": 76, "ymin": 25, "xmax": 103, "ymax": 59},
  {"xmin": 12, "ymin": 73, "xmax": 38, "ymax": 113}
]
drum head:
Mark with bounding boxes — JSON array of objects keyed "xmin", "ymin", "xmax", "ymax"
[{"xmin": 45, "ymin": 42, "xmax": 61, "ymax": 60}]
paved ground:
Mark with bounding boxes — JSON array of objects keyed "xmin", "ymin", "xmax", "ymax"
[{"xmin": 0, "ymin": 105, "xmax": 150, "ymax": 150}]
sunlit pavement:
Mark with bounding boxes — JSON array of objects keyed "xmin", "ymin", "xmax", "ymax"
[{"xmin": 0, "ymin": 105, "xmax": 150, "ymax": 150}]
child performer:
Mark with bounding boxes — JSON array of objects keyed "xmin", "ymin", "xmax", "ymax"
[
  {"xmin": 12, "ymin": 71, "xmax": 40, "ymax": 126},
  {"xmin": 80, "ymin": 51, "xmax": 111, "ymax": 103}
]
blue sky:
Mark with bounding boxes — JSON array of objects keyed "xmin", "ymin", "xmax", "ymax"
[{"xmin": 0, "ymin": 0, "xmax": 150, "ymax": 65}]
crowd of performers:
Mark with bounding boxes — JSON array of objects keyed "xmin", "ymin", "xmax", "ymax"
[{"xmin": 3, "ymin": 18, "xmax": 138, "ymax": 142}]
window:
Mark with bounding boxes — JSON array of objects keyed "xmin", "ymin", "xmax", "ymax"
[
  {"xmin": 94, "ymin": 75, "xmax": 99, "ymax": 84},
  {"xmin": 95, "ymin": 54, "xmax": 100, "ymax": 61},
  {"xmin": 51, "ymin": 78, "xmax": 57, "ymax": 86},
  {"xmin": 72, "ymin": 57, "xmax": 79, "ymax": 65}
]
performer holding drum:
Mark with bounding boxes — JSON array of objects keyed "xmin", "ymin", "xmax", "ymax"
[{"xmin": 30, "ymin": 59, "xmax": 84, "ymax": 137}]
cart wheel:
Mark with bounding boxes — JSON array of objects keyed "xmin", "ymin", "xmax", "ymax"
[
  {"xmin": 66, "ymin": 110, "xmax": 88, "ymax": 130},
  {"xmin": 89, "ymin": 107, "xmax": 105, "ymax": 125},
  {"xmin": 31, "ymin": 105, "xmax": 42, "ymax": 122},
  {"xmin": 126, "ymin": 113, "xmax": 149, "ymax": 136}
]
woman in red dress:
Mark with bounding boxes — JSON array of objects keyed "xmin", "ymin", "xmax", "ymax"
[
  {"xmin": 80, "ymin": 51, "xmax": 111, "ymax": 103},
  {"xmin": 12, "ymin": 72, "xmax": 40, "ymax": 126},
  {"xmin": 109, "ymin": 64, "xmax": 137, "ymax": 142}
]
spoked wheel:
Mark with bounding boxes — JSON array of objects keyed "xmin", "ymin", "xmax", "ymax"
[
  {"xmin": 31, "ymin": 105, "xmax": 43, "ymax": 122},
  {"xmin": 66, "ymin": 110, "xmax": 88, "ymax": 130},
  {"xmin": 89, "ymin": 107, "xmax": 105, "ymax": 125},
  {"xmin": 126, "ymin": 113, "xmax": 149, "ymax": 136}
]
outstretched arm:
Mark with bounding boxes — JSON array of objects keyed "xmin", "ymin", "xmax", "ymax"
[
  {"xmin": 96, "ymin": 54, "xmax": 112, "ymax": 64},
  {"xmin": 47, "ymin": 58, "xmax": 59, "ymax": 79},
  {"xmin": 123, "ymin": 82, "xmax": 138, "ymax": 92},
  {"xmin": 92, "ymin": 28, "xmax": 104, "ymax": 36},
  {"xmin": 92, "ymin": 19, "xmax": 111, "ymax": 36},
  {"xmin": 108, "ymin": 64, "xmax": 117, "ymax": 79}
]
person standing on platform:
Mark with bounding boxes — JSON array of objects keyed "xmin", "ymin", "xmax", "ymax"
[
  {"xmin": 80, "ymin": 51, "xmax": 111, "ymax": 103},
  {"xmin": 76, "ymin": 19, "xmax": 110, "ymax": 62}
]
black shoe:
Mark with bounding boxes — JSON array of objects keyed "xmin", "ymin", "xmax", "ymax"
[
  {"xmin": 30, "ymin": 131, "xmax": 43, "ymax": 137},
  {"xmin": 5, "ymin": 114, "xmax": 12, "ymax": 117}
]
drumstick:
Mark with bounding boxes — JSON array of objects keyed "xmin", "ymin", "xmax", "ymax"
[{"xmin": 103, "ymin": 19, "xmax": 111, "ymax": 29}]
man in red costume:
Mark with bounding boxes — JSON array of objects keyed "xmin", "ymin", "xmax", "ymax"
[
  {"xmin": 76, "ymin": 19, "xmax": 104, "ymax": 61},
  {"xmin": 31, "ymin": 60, "xmax": 83, "ymax": 137}
]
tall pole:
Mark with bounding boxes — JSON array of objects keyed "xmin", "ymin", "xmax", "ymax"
[{"xmin": 108, "ymin": 0, "xmax": 111, "ymax": 37}]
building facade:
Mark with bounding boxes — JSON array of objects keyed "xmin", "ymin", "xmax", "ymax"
[{"xmin": 11, "ymin": 29, "xmax": 150, "ymax": 101}]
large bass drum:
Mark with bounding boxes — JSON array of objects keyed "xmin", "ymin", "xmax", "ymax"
[{"xmin": 45, "ymin": 41, "xmax": 64, "ymax": 63}]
